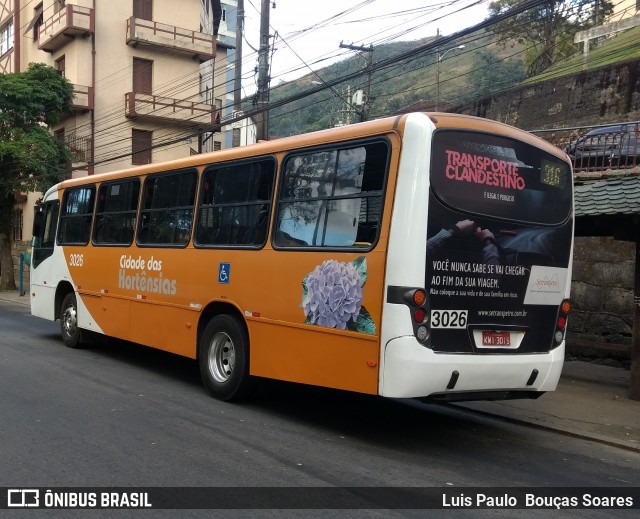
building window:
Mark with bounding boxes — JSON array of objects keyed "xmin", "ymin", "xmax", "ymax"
[
  {"xmin": 54, "ymin": 0, "xmax": 66, "ymax": 14},
  {"xmin": 12, "ymin": 209, "xmax": 23, "ymax": 242},
  {"xmin": 232, "ymin": 128, "xmax": 241, "ymax": 148},
  {"xmin": 133, "ymin": 58, "xmax": 153, "ymax": 95},
  {"xmin": 0, "ymin": 20, "xmax": 14, "ymax": 55},
  {"xmin": 32, "ymin": 4, "xmax": 44, "ymax": 41},
  {"xmin": 213, "ymin": 141, "xmax": 222, "ymax": 151},
  {"xmin": 132, "ymin": 129, "xmax": 152, "ymax": 165},
  {"xmin": 133, "ymin": 0, "xmax": 153, "ymax": 20},
  {"xmin": 56, "ymin": 56, "xmax": 66, "ymax": 77}
]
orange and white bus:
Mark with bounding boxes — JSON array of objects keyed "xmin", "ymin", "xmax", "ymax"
[{"xmin": 30, "ymin": 112, "xmax": 573, "ymax": 402}]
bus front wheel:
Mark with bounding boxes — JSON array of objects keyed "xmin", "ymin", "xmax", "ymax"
[
  {"xmin": 60, "ymin": 293, "xmax": 82, "ymax": 348},
  {"xmin": 199, "ymin": 315, "xmax": 253, "ymax": 401}
]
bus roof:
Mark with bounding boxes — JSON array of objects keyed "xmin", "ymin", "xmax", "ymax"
[{"xmin": 55, "ymin": 113, "xmax": 566, "ymax": 190}]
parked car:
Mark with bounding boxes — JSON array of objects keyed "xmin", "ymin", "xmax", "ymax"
[{"xmin": 563, "ymin": 123, "xmax": 640, "ymax": 169}]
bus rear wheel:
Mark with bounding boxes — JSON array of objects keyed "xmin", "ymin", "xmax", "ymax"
[
  {"xmin": 199, "ymin": 315, "xmax": 253, "ymax": 401},
  {"xmin": 60, "ymin": 293, "xmax": 83, "ymax": 348}
]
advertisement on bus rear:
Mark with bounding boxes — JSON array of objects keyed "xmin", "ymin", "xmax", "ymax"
[{"xmin": 426, "ymin": 131, "xmax": 573, "ymax": 354}]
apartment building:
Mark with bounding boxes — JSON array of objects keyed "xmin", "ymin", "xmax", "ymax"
[
  {"xmin": 611, "ymin": 0, "xmax": 640, "ymax": 20},
  {"xmin": 0, "ymin": 0, "xmax": 227, "ymax": 284}
]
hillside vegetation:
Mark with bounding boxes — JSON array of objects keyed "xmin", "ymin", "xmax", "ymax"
[
  {"xmin": 258, "ymin": 25, "xmax": 638, "ymax": 137},
  {"xmin": 260, "ymin": 31, "xmax": 525, "ymax": 137}
]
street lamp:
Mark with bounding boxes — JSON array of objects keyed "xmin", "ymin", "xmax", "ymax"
[{"xmin": 435, "ymin": 44, "xmax": 465, "ymax": 112}]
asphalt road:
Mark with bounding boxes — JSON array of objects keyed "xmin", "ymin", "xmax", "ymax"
[{"xmin": 0, "ymin": 300, "xmax": 638, "ymax": 517}]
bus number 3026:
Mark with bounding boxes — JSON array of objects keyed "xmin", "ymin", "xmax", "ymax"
[
  {"xmin": 69, "ymin": 254, "xmax": 84, "ymax": 267},
  {"xmin": 431, "ymin": 310, "xmax": 468, "ymax": 329}
]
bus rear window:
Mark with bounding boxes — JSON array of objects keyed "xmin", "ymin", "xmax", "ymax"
[{"xmin": 431, "ymin": 131, "xmax": 572, "ymax": 225}]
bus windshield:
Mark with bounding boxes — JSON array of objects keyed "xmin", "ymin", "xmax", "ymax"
[{"xmin": 430, "ymin": 130, "xmax": 572, "ymax": 225}]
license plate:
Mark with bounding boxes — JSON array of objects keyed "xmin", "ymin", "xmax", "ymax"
[{"xmin": 482, "ymin": 331, "xmax": 511, "ymax": 347}]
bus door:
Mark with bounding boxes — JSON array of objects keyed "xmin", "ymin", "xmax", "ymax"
[{"xmin": 31, "ymin": 199, "xmax": 60, "ymax": 319}]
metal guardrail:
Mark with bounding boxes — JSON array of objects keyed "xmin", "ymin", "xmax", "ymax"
[{"xmin": 531, "ymin": 122, "xmax": 640, "ymax": 172}]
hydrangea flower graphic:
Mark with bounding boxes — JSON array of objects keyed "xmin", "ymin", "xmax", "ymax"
[{"xmin": 301, "ymin": 257, "xmax": 375, "ymax": 334}]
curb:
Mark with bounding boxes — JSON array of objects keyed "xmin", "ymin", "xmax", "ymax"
[
  {"xmin": 0, "ymin": 294, "xmax": 30, "ymax": 307},
  {"xmin": 445, "ymin": 403, "xmax": 640, "ymax": 454}
]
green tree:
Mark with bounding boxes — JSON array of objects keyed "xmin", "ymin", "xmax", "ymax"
[
  {"xmin": 0, "ymin": 63, "xmax": 73, "ymax": 290},
  {"xmin": 470, "ymin": 51, "xmax": 526, "ymax": 97},
  {"xmin": 487, "ymin": 0, "xmax": 613, "ymax": 75}
]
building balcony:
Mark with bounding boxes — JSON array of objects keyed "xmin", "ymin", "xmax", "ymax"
[
  {"xmin": 64, "ymin": 134, "xmax": 93, "ymax": 165},
  {"xmin": 38, "ymin": 5, "xmax": 95, "ymax": 53},
  {"xmin": 71, "ymin": 84, "xmax": 94, "ymax": 112},
  {"xmin": 125, "ymin": 92, "xmax": 219, "ymax": 127},
  {"xmin": 126, "ymin": 17, "xmax": 215, "ymax": 62}
]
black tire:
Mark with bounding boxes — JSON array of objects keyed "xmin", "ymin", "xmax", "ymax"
[
  {"xmin": 198, "ymin": 315, "xmax": 254, "ymax": 401},
  {"xmin": 60, "ymin": 292, "xmax": 83, "ymax": 348}
]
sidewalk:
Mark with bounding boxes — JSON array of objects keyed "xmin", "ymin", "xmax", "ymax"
[
  {"xmin": 451, "ymin": 360, "xmax": 640, "ymax": 452},
  {"xmin": 0, "ymin": 289, "xmax": 31, "ymax": 307},
  {"xmin": 1, "ymin": 290, "xmax": 638, "ymax": 452}
]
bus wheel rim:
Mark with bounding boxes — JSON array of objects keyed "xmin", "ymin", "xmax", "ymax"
[
  {"xmin": 208, "ymin": 332, "xmax": 235, "ymax": 383},
  {"xmin": 62, "ymin": 305, "xmax": 77, "ymax": 338}
]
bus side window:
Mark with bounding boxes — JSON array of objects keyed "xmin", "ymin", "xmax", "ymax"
[
  {"xmin": 93, "ymin": 179, "xmax": 140, "ymax": 246},
  {"xmin": 137, "ymin": 170, "xmax": 197, "ymax": 247},
  {"xmin": 195, "ymin": 157, "xmax": 276, "ymax": 248},
  {"xmin": 58, "ymin": 186, "xmax": 96, "ymax": 246},
  {"xmin": 274, "ymin": 140, "xmax": 388, "ymax": 248}
]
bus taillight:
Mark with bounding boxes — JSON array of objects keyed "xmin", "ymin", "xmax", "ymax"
[
  {"xmin": 387, "ymin": 286, "xmax": 431, "ymax": 345},
  {"xmin": 406, "ymin": 288, "xmax": 430, "ymax": 345},
  {"xmin": 557, "ymin": 315, "xmax": 567, "ymax": 329},
  {"xmin": 553, "ymin": 299, "xmax": 572, "ymax": 346}
]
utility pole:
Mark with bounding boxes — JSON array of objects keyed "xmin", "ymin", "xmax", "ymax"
[
  {"xmin": 338, "ymin": 42, "xmax": 373, "ymax": 122},
  {"xmin": 339, "ymin": 42, "xmax": 373, "ymax": 122},
  {"xmin": 255, "ymin": 0, "xmax": 271, "ymax": 141},
  {"xmin": 232, "ymin": 0, "xmax": 244, "ymax": 147},
  {"xmin": 342, "ymin": 85, "xmax": 352, "ymax": 126},
  {"xmin": 234, "ymin": 0, "xmax": 244, "ymax": 111}
]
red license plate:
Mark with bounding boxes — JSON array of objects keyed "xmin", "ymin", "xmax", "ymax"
[{"xmin": 482, "ymin": 331, "xmax": 511, "ymax": 347}]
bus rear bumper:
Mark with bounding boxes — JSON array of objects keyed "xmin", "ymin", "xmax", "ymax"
[{"xmin": 380, "ymin": 336, "xmax": 565, "ymax": 400}]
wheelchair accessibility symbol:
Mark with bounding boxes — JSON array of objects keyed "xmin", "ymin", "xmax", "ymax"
[{"xmin": 218, "ymin": 262, "xmax": 231, "ymax": 284}]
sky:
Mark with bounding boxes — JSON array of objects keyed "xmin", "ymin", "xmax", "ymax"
[{"xmin": 239, "ymin": 0, "xmax": 490, "ymax": 94}]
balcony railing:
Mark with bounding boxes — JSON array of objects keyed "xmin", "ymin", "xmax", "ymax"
[
  {"xmin": 125, "ymin": 92, "xmax": 218, "ymax": 127},
  {"xmin": 126, "ymin": 17, "xmax": 215, "ymax": 62},
  {"xmin": 64, "ymin": 134, "xmax": 93, "ymax": 164},
  {"xmin": 71, "ymin": 84, "xmax": 94, "ymax": 112},
  {"xmin": 38, "ymin": 4, "xmax": 95, "ymax": 52}
]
